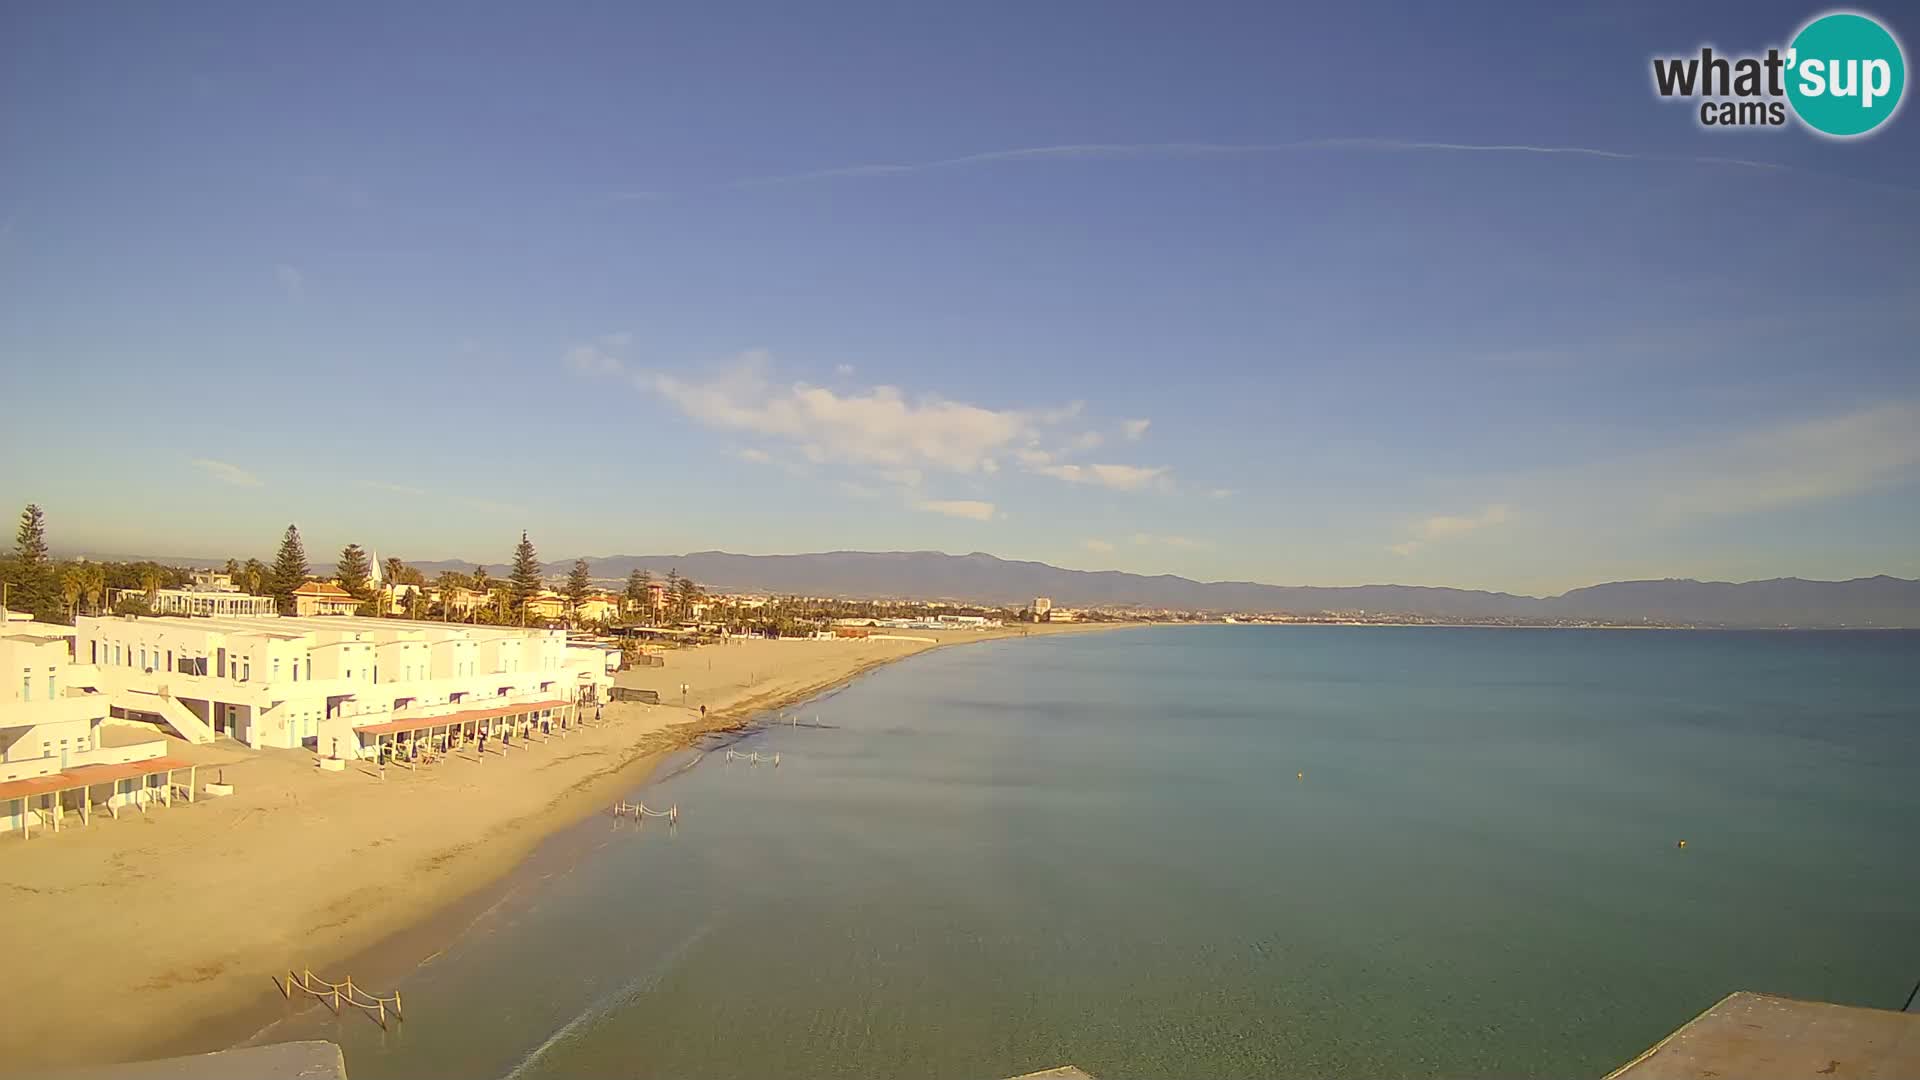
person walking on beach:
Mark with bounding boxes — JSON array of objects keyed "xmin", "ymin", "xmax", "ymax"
[{"xmin": 478, "ymin": 730, "xmax": 488, "ymax": 755}]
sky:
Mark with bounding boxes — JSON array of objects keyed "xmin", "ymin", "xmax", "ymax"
[{"xmin": 2, "ymin": 1, "xmax": 1916, "ymax": 596}]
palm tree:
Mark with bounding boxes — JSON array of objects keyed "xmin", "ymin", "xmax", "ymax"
[
  {"xmin": 59, "ymin": 566, "xmax": 85, "ymax": 622},
  {"xmin": 140, "ymin": 566, "xmax": 164, "ymax": 608},
  {"xmin": 80, "ymin": 564, "xmax": 106, "ymax": 616}
]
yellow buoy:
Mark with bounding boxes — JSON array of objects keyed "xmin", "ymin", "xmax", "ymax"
[
  {"xmin": 1297, "ymin": 771, "xmax": 1304, "ymax": 780},
  {"xmin": 1676, "ymin": 839, "xmax": 1687, "ymax": 849}
]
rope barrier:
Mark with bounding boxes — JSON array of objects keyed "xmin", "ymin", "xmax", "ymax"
[
  {"xmin": 610, "ymin": 800, "xmax": 679, "ymax": 822},
  {"xmin": 724, "ymin": 749, "xmax": 781, "ymax": 766},
  {"xmin": 279, "ymin": 968, "xmax": 404, "ymax": 1029}
]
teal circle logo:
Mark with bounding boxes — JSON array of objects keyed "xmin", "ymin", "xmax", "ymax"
[{"xmin": 1786, "ymin": 12, "xmax": 1906, "ymax": 137}]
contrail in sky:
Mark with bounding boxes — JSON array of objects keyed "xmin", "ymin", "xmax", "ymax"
[{"xmin": 721, "ymin": 137, "xmax": 1918, "ymax": 194}]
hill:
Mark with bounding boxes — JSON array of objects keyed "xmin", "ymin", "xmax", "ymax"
[{"xmin": 403, "ymin": 550, "xmax": 1920, "ymax": 628}]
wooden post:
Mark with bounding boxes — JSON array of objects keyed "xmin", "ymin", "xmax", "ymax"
[
  {"xmin": 189, "ymin": 764, "xmax": 197, "ymax": 802},
  {"xmin": 394, "ymin": 990, "xmax": 403, "ymax": 1020}
]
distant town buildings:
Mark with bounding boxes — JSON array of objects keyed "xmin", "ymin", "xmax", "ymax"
[
  {"xmin": 292, "ymin": 581, "xmax": 359, "ymax": 617},
  {"xmin": 1031, "ymin": 597, "xmax": 1052, "ymax": 618}
]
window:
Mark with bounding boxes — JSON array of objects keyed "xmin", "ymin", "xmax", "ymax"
[
  {"xmin": 21, "ymin": 670, "xmax": 30, "ymax": 702},
  {"xmin": 140, "ymin": 647, "xmax": 147, "ymax": 669},
  {"xmin": 306, "ymin": 657, "xmax": 312, "ymax": 680},
  {"xmin": 48, "ymin": 671, "xmax": 57, "ymax": 698},
  {"xmin": 241, "ymin": 659, "xmax": 250, "ymax": 681},
  {"xmin": 273, "ymin": 658, "xmax": 281, "ymax": 680}
]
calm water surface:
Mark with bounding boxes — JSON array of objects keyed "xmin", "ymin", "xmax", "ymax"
[{"xmin": 257, "ymin": 627, "xmax": 1920, "ymax": 1078}]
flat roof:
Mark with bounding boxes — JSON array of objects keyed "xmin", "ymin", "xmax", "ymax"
[
  {"xmin": 354, "ymin": 698, "xmax": 570, "ymax": 737},
  {"xmin": 1607, "ymin": 992, "xmax": 1920, "ymax": 1080}
]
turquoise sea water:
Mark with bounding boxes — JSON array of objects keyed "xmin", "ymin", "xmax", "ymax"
[{"xmin": 259, "ymin": 627, "xmax": 1920, "ymax": 1078}]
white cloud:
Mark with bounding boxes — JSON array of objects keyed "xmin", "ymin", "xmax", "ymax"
[
  {"xmin": 643, "ymin": 352, "xmax": 1069, "ymax": 476},
  {"xmin": 1122, "ymin": 418, "xmax": 1151, "ymax": 440},
  {"xmin": 737, "ymin": 448, "xmax": 772, "ymax": 464},
  {"xmin": 1082, "ymin": 538, "xmax": 1116, "ymax": 553},
  {"xmin": 1387, "ymin": 541, "xmax": 1423, "ymax": 557},
  {"xmin": 1417, "ymin": 504, "xmax": 1512, "ymax": 540},
  {"xmin": 1014, "ymin": 447, "xmax": 1053, "ymax": 467},
  {"xmin": 567, "ymin": 343, "xmax": 626, "ymax": 377},
  {"xmin": 1033, "ymin": 462, "xmax": 1173, "ymax": 492},
  {"xmin": 366, "ymin": 481, "xmax": 426, "ymax": 497},
  {"xmin": 193, "ymin": 458, "xmax": 261, "ymax": 487},
  {"xmin": 1205, "ymin": 487, "xmax": 1234, "ymax": 499},
  {"xmin": 1068, "ymin": 431, "xmax": 1105, "ymax": 451},
  {"xmin": 916, "ymin": 498, "xmax": 996, "ymax": 521},
  {"xmin": 1130, "ymin": 533, "xmax": 1212, "ymax": 550},
  {"xmin": 274, "ymin": 264, "xmax": 304, "ymax": 301},
  {"xmin": 834, "ymin": 363, "xmax": 856, "ymax": 377}
]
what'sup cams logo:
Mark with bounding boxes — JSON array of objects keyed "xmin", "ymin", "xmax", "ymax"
[{"xmin": 1652, "ymin": 10, "xmax": 1906, "ymax": 137}]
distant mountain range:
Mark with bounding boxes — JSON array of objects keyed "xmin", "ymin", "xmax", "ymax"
[{"xmin": 394, "ymin": 549, "xmax": 1920, "ymax": 628}]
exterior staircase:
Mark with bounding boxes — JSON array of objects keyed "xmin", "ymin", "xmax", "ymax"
[{"xmin": 106, "ymin": 685, "xmax": 216, "ymax": 745}]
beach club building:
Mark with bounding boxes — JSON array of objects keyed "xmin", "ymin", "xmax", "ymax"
[
  {"xmin": 72, "ymin": 615, "xmax": 617, "ymax": 761},
  {"xmin": 108, "ymin": 569, "xmax": 279, "ymax": 618},
  {"xmin": 2, "ymin": 619, "xmax": 185, "ymax": 836}
]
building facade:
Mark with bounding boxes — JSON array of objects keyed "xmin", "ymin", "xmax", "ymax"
[
  {"xmin": 71, "ymin": 614, "xmax": 615, "ymax": 759},
  {"xmin": 109, "ymin": 569, "xmax": 279, "ymax": 618},
  {"xmin": 292, "ymin": 581, "xmax": 360, "ymax": 616},
  {"xmin": 2, "ymin": 620, "xmax": 171, "ymax": 832}
]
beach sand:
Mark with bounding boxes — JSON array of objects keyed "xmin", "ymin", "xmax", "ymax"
[{"xmin": 0, "ymin": 623, "xmax": 1115, "ymax": 1072}]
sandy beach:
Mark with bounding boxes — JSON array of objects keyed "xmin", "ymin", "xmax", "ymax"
[{"xmin": 0, "ymin": 623, "xmax": 1118, "ymax": 1073}]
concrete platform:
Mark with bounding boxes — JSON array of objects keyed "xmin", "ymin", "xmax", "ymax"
[
  {"xmin": 44, "ymin": 1041, "xmax": 346, "ymax": 1080},
  {"xmin": 1607, "ymin": 992, "xmax": 1920, "ymax": 1080}
]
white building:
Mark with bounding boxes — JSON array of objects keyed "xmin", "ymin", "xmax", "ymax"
[
  {"xmin": 1032, "ymin": 597, "xmax": 1053, "ymax": 618},
  {"xmin": 2, "ymin": 620, "xmax": 178, "ymax": 834},
  {"xmin": 72, "ymin": 614, "xmax": 616, "ymax": 761},
  {"xmin": 109, "ymin": 569, "xmax": 278, "ymax": 618}
]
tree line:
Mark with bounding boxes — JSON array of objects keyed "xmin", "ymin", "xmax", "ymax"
[{"xmin": 0, "ymin": 504, "xmax": 715, "ymax": 631}]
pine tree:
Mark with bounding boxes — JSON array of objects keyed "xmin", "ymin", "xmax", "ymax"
[
  {"xmin": 675, "ymin": 575, "xmax": 699, "ymax": 622},
  {"xmin": 508, "ymin": 532, "xmax": 542, "ymax": 619},
  {"xmin": 664, "ymin": 568, "xmax": 681, "ymax": 620},
  {"xmin": 337, "ymin": 544, "xmax": 373, "ymax": 600},
  {"xmin": 9, "ymin": 504, "xmax": 58, "ymax": 618},
  {"xmin": 15, "ymin": 504, "xmax": 49, "ymax": 565},
  {"xmin": 625, "ymin": 569, "xmax": 648, "ymax": 615},
  {"xmin": 270, "ymin": 525, "xmax": 309, "ymax": 615},
  {"xmin": 566, "ymin": 558, "xmax": 593, "ymax": 610}
]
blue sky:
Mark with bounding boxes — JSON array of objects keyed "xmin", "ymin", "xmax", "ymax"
[{"xmin": 2, "ymin": 1, "xmax": 1916, "ymax": 595}]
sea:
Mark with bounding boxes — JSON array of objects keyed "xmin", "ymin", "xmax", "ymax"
[{"xmin": 254, "ymin": 626, "xmax": 1920, "ymax": 1078}]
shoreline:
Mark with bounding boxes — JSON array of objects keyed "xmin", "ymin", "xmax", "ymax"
[{"xmin": 2, "ymin": 622, "xmax": 1129, "ymax": 1072}]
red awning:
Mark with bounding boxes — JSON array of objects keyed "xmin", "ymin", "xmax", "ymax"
[
  {"xmin": 354, "ymin": 699, "xmax": 568, "ymax": 738},
  {"xmin": 62, "ymin": 757, "xmax": 193, "ymax": 787},
  {"xmin": 0, "ymin": 757, "xmax": 190, "ymax": 801},
  {"xmin": 0, "ymin": 772, "xmax": 78, "ymax": 801}
]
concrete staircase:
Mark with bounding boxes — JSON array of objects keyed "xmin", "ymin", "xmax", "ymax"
[{"xmin": 106, "ymin": 686, "xmax": 215, "ymax": 744}]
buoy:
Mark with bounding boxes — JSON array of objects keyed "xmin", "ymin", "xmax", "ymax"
[
  {"xmin": 1676, "ymin": 839, "xmax": 1687, "ymax": 849},
  {"xmin": 1297, "ymin": 771, "xmax": 1304, "ymax": 780}
]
